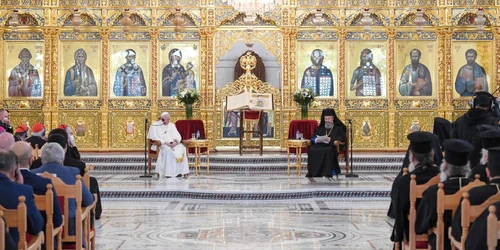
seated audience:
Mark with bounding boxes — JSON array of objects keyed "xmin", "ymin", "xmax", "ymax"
[
  {"xmin": 415, "ymin": 139, "xmax": 473, "ymax": 250},
  {"xmin": 470, "ymin": 129, "xmax": 500, "ymax": 183},
  {"xmin": 57, "ymin": 125, "xmax": 80, "ymax": 160},
  {"xmin": 31, "ymin": 143, "xmax": 94, "ymax": 236},
  {"xmin": 0, "ymin": 133, "xmax": 15, "ymax": 151},
  {"xmin": 452, "ymin": 91, "xmax": 498, "ymax": 144},
  {"xmin": 31, "ymin": 132, "xmax": 102, "ymax": 219},
  {"xmin": 390, "ymin": 131, "xmax": 440, "ymax": 246},
  {"xmin": 306, "ymin": 108, "xmax": 346, "ymax": 178},
  {"xmin": 14, "ymin": 124, "xmax": 29, "ymax": 142},
  {"xmin": 0, "ymin": 150, "xmax": 43, "ymax": 244},
  {"xmin": 10, "ymin": 141, "xmax": 63, "ymax": 228},
  {"xmin": 0, "ymin": 108, "xmax": 13, "ymax": 133},
  {"xmin": 451, "ymin": 146, "xmax": 500, "ymax": 243},
  {"xmin": 26, "ymin": 122, "xmax": 47, "ymax": 149},
  {"xmin": 464, "ymin": 201, "xmax": 500, "ymax": 249}
]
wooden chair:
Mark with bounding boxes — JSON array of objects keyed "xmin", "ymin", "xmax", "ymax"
[
  {"xmin": 34, "ymin": 184, "xmax": 63, "ymax": 250},
  {"xmin": 239, "ymin": 110, "xmax": 263, "ymax": 155},
  {"xmin": 0, "ymin": 196, "xmax": 45, "ymax": 250},
  {"xmin": 40, "ymin": 173, "xmax": 91, "ymax": 250},
  {"xmin": 335, "ymin": 126, "xmax": 350, "ymax": 173},
  {"xmin": 83, "ymin": 167, "xmax": 90, "ymax": 189},
  {"xmin": 402, "ymin": 173, "xmax": 441, "ymax": 250},
  {"xmin": 147, "ymin": 139, "xmax": 160, "ymax": 175},
  {"xmin": 432, "ymin": 176, "xmax": 485, "ymax": 250},
  {"xmin": 487, "ymin": 205, "xmax": 500, "ymax": 250},
  {"xmin": 32, "ymin": 144, "xmax": 41, "ymax": 160},
  {"xmin": 449, "ymin": 190, "xmax": 500, "ymax": 249},
  {"xmin": 1, "ymin": 211, "xmax": 5, "ymax": 250}
]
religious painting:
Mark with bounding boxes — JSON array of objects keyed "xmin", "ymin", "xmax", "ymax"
[
  {"xmin": 4, "ymin": 42, "xmax": 44, "ymax": 98},
  {"xmin": 346, "ymin": 42, "xmax": 387, "ymax": 98},
  {"xmin": 296, "ymin": 42, "xmax": 338, "ymax": 98},
  {"xmin": 452, "ymin": 42, "xmax": 493, "ymax": 98},
  {"xmin": 109, "ymin": 42, "xmax": 151, "ymax": 98},
  {"xmin": 395, "ymin": 41, "xmax": 437, "ymax": 98},
  {"xmin": 59, "ymin": 42, "xmax": 101, "ymax": 98},
  {"xmin": 159, "ymin": 42, "xmax": 200, "ymax": 97},
  {"xmin": 222, "ymin": 102, "xmax": 275, "ymax": 139}
]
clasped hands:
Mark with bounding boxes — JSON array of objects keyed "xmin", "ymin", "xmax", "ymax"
[{"xmin": 153, "ymin": 140, "xmax": 178, "ymax": 148}]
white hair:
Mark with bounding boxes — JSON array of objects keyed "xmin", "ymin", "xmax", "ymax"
[
  {"xmin": 31, "ymin": 130, "xmax": 44, "ymax": 137},
  {"xmin": 41, "ymin": 142, "xmax": 64, "ymax": 164},
  {"xmin": 440, "ymin": 161, "xmax": 471, "ymax": 182},
  {"xmin": 480, "ymin": 148, "xmax": 489, "ymax": 165},
  {"xmin": 161, "ymin": 112, "xmax": 170, "ymax": 118}
]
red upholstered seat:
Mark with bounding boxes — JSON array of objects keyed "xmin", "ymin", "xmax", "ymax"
[
  {"xmin": 405, "ymin": 241, "xmax": 429, "ymax": 249},
  {"xmin": 149, "ymin": 149, "xmax": 157, "ymax": 154},
  {"xmin": 243, "ymin": 110, "xmax": 261, "ymax": 121}
]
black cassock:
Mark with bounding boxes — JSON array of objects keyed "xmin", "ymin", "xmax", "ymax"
[
  {"xmin": 470, "ymin": 163, "xmax": 489, "ymax": 184},
  {"xmin": 451, "ymin": 179, "xmax": 500, "ymax": 243},
  {"xmin": 465, "ymin": 201, "xmax": 500, "ymax": 250},
  {"xmin": 387, "ymin": 135, "xmax": 443, "ymax": 218},
  {"xmin": 415, "ymin": 177, "xmax": 471, "ymax": 250},
  {"xmin": 306, "ymin": 125, "xmax": 346, "ymax": 177},
  {"xmin": 451, "ymin": 108, "xmax": 497, "ymax": 144},
  {"xmin": 390, "ymin": 165, "xmax": 440, "ymax": 243}
]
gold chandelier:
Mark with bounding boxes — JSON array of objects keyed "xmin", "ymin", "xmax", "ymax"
[{"xmin": 227, "ymin": 0, "xmax": 283, "ymax": 16}]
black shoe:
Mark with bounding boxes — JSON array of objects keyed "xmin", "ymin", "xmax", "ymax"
[
  {"xmin": 165, "ymin": 176, "xmax": 172, "ymax": 178},
  {"xmin": 176, "ymin": 174, "xmax": 182, "ymax": 178}
]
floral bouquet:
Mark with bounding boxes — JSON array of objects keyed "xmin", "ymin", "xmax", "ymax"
[
  {"xmin": 293, "ymin": 88, "xmax": 316, "ymax": 119},
  {"xmin": 176, "ymin": 88, "xmax": 200, "ymax": 105},
  {"xmin": 176, "ymin": 88, "xmax": 200, "ymax": 119}
]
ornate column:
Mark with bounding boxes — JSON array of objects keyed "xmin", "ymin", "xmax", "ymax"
[
  {"xmin": 387, "ymin": 28, "xmax": 396, "ymax": 148},
  {"xmin": 444, "ymin": 27, "xmax": 454, "ymax": 120},
  {"xmin": 437, "ymin": 27, "xmax": 446, "ymax": 118},
  {"xmin": 100, "ymin": 28, "xmax": 110, "ymax": 149},
  {"xmin": 46, "ymin": 28, "xmax": 58, "ymax": 128},
  {"xmin": 200, "ymin": 27, "xmax": 215, "ymax": 148},
  {"xmin": 0, "ymin": 30, "xmax": 4, "ymax": 103},
  {"xmin": 149, "ymin": 28, "xmax": 159, "ymax": 116},
  {"xmin": 337, "ymin": 28, "xmax": 347, "ymax": 123},
  {"xmin": 494, "ymin": 28, "xmax": 500, "ymax": 96},
  {"xmin": 281, "ymin": 27, "xmax": 295, "ymax": 147}
]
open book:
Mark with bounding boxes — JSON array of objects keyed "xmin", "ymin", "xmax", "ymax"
[{"xmin": 226, "ymin": 88, "xmax": 274, "ymax": 111}]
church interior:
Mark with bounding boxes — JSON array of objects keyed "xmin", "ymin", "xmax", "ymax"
[{"xmin": 1, "ymin": 0, "xmax": 500, "ymax": 249}]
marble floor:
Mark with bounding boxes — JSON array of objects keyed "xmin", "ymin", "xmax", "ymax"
[
  {"xmin": 96, "ymin": 198, "xmax": 394, "ymax": 250},
  {"xmin": 89, "ymin": 153, "xmax": 400, "ymax": 249}
]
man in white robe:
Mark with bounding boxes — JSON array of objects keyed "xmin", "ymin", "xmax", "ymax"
[{"xmin": 147, "ymin": 112, "xmax": 189, "ymax": 178}]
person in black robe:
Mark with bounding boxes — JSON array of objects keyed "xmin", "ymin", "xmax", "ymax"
[
  {"xmin": 450, "ymin": 146, "xmax": 500, "ymax": 244},
  {"xmin": 415, "ymin": 139, "xmax": 473, "ymax": 250},
  {"xmin": 470, "ymin": 129, "xmax": 500, "ymax": 183},
  {"xmin": 433, "ymin": 117, "xmax": 452, "ymax": 150},
  {"xmin": 390, "ymin": 131, "xmax": 441, "ymax": 246},
  {"xmin": 306, "ymin": 108, "xmax": 346, "ymax": 178},
  {"xmin": 26, "ymin": 122, "xmax": 47, "ymax": 149},
  {"xmin": 387, "ymin": 133, "xmax": 443, "ymax": 219},
  {"xmin": 465, "ymin": 201, "xmax": 500, "ymax": 249},
  {"xmin": 452, "ymin": 91, "xmax": 498, "ymax": 144}
]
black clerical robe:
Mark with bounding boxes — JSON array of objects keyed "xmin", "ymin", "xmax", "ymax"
[
  {"xmin": 470, "ymin": 163, "xmax": 489, "ymax": 184},
  {"xmin": 26, "ymin": 136, "xmax": 47, "ymax": 149},
  {"xmin": 387, "ymin": 136, "xmax": 443, "ymax": 218},
  {"xmin": 465, "ymin": 201, "xmax": 500, "ymax": 250},
  {"xmin": 390, "ymin": 165, "xmax": 440, "ymax": 243},
  {"xmin": 306, "ymin": 125, "xmax": 346, "ymax": 177},
  {"xmin": 451, "ymin": 179, "xmax": 500, "ymax": 242},
  {"xmin": 415, "ymin": 177, "xmax": 471, "ymax": 250},
  {"xmin": 451, "ymin": 108, "xmax": 497, "ymax": 144}
]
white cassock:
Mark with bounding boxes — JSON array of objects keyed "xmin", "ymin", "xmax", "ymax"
[{"xmin": 147, "ymin": 121, "xmax": 189, "ymax": 177}]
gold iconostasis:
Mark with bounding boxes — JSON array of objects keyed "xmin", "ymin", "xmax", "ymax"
[{"xmin": 0, "ymin": 0, "xmax": 499, "ymax": 151}]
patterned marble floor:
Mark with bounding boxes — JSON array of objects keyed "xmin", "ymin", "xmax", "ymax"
[{"xmin": 95, "ymin": 198, "xmax": 394, "ymax": 250}]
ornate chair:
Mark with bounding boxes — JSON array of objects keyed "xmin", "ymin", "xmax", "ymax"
[
  {"xmin": 34, "ymin": 184, "xmax": 63, "ymax": 250},
  {"xmin": 32, "ymin": 144, "xmax": 41, "ymax": 160},
  {"xmin": 335, "ymin": 126, "xmax": 350, "ymax": 173},
  {"xmin": 239, "ymin": 110, "xmax": 263, "ymax": 155},
  {"xmin": 147, "ymin": 140, "xmax": 160, "ymax": 175},
  {"xmin": 0, "ymin": 210, "xmax": 4, "ymax": 250},
  {"xmin": 0, "ymin": 196, "xmax": 45, "ymax": 250}
]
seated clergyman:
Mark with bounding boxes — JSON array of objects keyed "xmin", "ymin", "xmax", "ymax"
[
  {"xmin": 306, "ymin": 108, "xmax": 347, "ymax": 178},
  {"xmin": 147, "ymin": 112, "xmax": 189, "ymax": 179}
]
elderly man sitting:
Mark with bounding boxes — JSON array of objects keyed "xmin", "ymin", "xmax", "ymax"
[{"xmin": 147, "ymin": 112, "xmax": 189, "ymax": 179}]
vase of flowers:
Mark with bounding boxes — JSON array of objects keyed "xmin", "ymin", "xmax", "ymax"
[
  {"xmin": 176, "ymin": 88, "xmax": 200, "ymax": 120},
  {"xmin": 293, "ymin": 88, "xmax": 316, "ymax": 119}
]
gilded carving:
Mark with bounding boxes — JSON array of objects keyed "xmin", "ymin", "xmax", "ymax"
[
  {"xmin": 395, "ymin": 111, "xmax": 435, "ymax": 148},
  {"xmin": 60, "ymin": 111, "xmax": 100, "ymax": 148},
  {"xmin": 345, "ymin": 111, "xmax": 387, "ymax": 149},
  {"xmin": 109, "ymin": 111, "xmax": 149, "ymax": 149}
]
